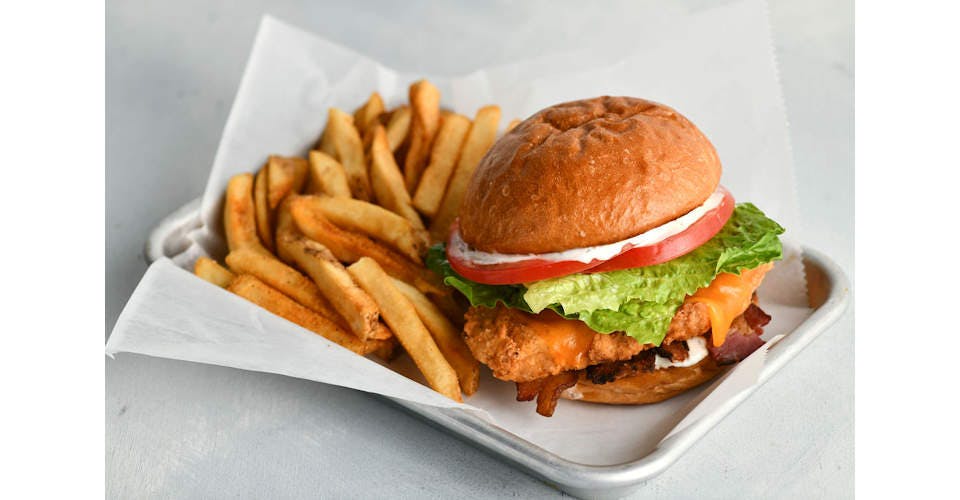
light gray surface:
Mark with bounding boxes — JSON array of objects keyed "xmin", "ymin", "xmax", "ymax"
[{"xmin": 106, "ymin": 1, "xmax": 853, "ymax": 498}]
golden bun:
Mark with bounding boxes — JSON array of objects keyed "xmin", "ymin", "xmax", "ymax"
[
  {"xmin": 458, "ymin": 96, "xmax": 721, "ymax": 254},
  {"xmin": 563, "ymin": 356, "xmax": 723, "ymax": 405}
]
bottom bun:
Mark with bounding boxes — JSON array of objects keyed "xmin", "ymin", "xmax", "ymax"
[{"xmin": 563, "ymin": 356, "xmax": 723, "ymax": 405}]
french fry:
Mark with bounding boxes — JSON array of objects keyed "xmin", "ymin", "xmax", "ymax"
[
  {"xmin": 369, "ymin": 125, "xmax": 425, "ymax": 230},
  {"xmin": 298, "ymin": 195, "xmax": 427, "ymax": 263},
  {"xmin": 316, "ymin": 127, "xmax": 336, "ymax": 157},
  {"xmin": 366, "ymin": 338, "xmax": 397, "ymax": 357},
  {"xmin": 224, "ymin": 173, "xmax": 270, "ymax": 255},
  {"xmin": 267, "ymin": 155, "xmax": 309, "ymax": 209},
  {"xmin": 228, "ymin": 275, "xmax": 376, "ymax": 355},
  {"xmin": 365, "ymin": 338, "xmax": 397, "ymax": 357},
  {"xmin": 348, "ymin": 258, "xmax": 461, "ymax": 401},
  {"xmin": 353, "ymin": 91, "xmax": 385, "ymax": 135},
  {"xmin": 404, "ymin": 80, "xmax": 441, "ymax": 193},
  {"xmin": 391, "ymin": 278, "xmax": 479, "ymax": 395},
  {"xmin": 225, "ymin": 248, "xmax": 342, "ymax": 323},
  {"xmin": 430, "ymin": 105, "xmax": 501, "ymax": 242},
  {"xmin": 288, "ymin": 195, "xmax": 443, "ymax": 296},
  {"xmin": 326, "ymin": 108, "xmax": 371, "ymax": 201},
  {"xmin": 193, "ymin": 257, "xmax": 236, "ymax": 288},
  {"xmin": 385, "ymin": 105, "xmax": 412, "ymax": 152},
  {"xmin": 506, "ymin": 118, "xmax": 521, "ymax": 132},
  {"xmin": 370, "ymin": 322, "xmax": 393, "ymax": 341},
  {"xmin": 360, "ymin": 121, "xmax": 377, "ymax": 152},
  {"xmin": 412, "ymin": 113, "xmax": 470, "ymax": 217},
  {"xmin": 278, "ymin": 229, "xmax": 380, "ymax": 341},
  {"xmin": 307, "ymin": 150, "xmax": 351, "ymax": 198},
  {"xmin": 372, "ymin": 337, "xmax": 400, "ymax": 361},
  {"xmin": 253, "ymin": 166, "xmax": 273, "ymax": 251},
  {"xmin": 274, "ymin": 197, "xmax": 298, "ymax": 265}
]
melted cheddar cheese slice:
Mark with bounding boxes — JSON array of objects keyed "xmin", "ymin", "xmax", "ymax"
[
  {"xmin": 688, "ymin": 263, "xmax": 773, "ymax": 346},
  {"xmin": 530, "ymin": 310, "xmax": 598, "ymax": 367}
]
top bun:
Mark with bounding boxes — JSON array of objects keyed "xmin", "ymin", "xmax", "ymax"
[{"xmin": 458, "ymin": 96, "xmax": 722, "ymax": 254}]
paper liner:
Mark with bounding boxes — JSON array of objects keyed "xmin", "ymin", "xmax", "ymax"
[{"xmin": 108, "ymin": 0, "xmax": 809, "ymax": 464}]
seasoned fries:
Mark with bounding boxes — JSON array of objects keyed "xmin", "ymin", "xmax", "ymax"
[
  {"xmin": 326, "ymin": 108, "xmax": 371, "ymax": 201},
  {"xmin": 385, "ymin": 105, "xmax": 411, "ymax": 152},
  {"xmin": 403, "ymin": 80, "xmax": 441, "ymax": 193},
  {"xmin": 430, "ymin": 105, "xmax": 501, "ymax": 242},
  {"xmin": 317, "ymin": 127, "xmax": 336, "ymax": 157},
  {"xmin": 224, "ymin": 173, "xmax": 270, "ymax": 255},
  {"xmin": 391, "ymin": 278, "xmax": 479, "ymax": 395},
  {"xmin": 253, "ymin": 166, "xmax": 273, "ymax": 250},
  {"xmin": 353, "ymin": 92, "xmax": 385, "ymax": 135},
  {"xmin": 369, "ymin": 323, "xmax": 394, "ymax": 341},
  {"xmin": 279, "ymin": 230, "xmax": 380, "ymax": 341},
  {"xmin": 289, "ymin": 196, "xmax": 443, "ymax": 295},
  {"xmin": 206, "ymin": 78, "xmax": 508, "ymax": 402},
  {"xmin": 274, "ymin": 197, "xmax": 298, "ymax": 265},
  {"xmin": 267, "ymin": 155, "xmax": 309, "ymax": 209},
  {"xmin": 369, "ymin": 125, "xmax": 425, "ymax": 230},
  {"xmin": 266, "ymin": 155, "xmax": 309, "ymax": 210},
  {"xmin": 506, "ymin": 118, "xmax": 521, "ymax": 132},
  {"xmin": 228, "ymin": 275, "xmax": 372, "ymax": 355},
  {"xmin": 413, "ymin": 113, "xmax": 471, "ymax": 217},
  {"xmin": 225, "ymin": 248, "xmax": 340, "ymax": 322},
  {"xmin": 194, "ymin": 257, "xmax": 236, "ymax": 288},
  {"xmin": 348, "ymin": 258, "xmax": 461, "ymax": 401},
  {"xmin": 298, "ymin": 195, "xmax": 428, "ymax": 263},
  {"xmin": 307, "ymin": 150, "xmax": 351, "ymax": 198},
  {"xmin": 277, "ymin": 201, "xmax": 389, "ymax": 341}
]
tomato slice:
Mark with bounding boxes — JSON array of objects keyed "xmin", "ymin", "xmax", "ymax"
[
  {"xmin": 446, "ymin": 188, "xmax": 735, "ymax": 285},
  {"xmin": 446, "ymin": 228, "xmax": 601, "ymax": 284},
  {"xmin": 586, "ymin": 189, "xmax": 735, "ymax": 273}
]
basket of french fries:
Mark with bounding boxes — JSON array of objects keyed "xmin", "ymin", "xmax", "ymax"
[{"xmin": 195, "ymin": 80, "xmax": 507, "ymax": 402}]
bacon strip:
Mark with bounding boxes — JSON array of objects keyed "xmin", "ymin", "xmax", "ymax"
[
  {"xmin": 535, "ymin": 372, "xmax": 579, "ymax": 417},
  {"xmin": 515, "ymin": 372, "xmax": 579, "ymax": 417},
  {"xmin": 743, "ymin": 302, "xmax": 772, "ymax": 331},
  {"xmin": 585, "ymin": 350, "xmax": 656, "ymax": 384},
  {"xmin": 707, "ymin": 304, "xmax": 770, "ymax": 365},
  {"xmin": 515, "ymin": 379, "xmax": 543, "ymax": 402}
]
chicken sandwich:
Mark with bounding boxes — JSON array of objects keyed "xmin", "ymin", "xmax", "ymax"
[{"xmin": 427, "ymin": 96, "xmax": 784, "ymax": 416}]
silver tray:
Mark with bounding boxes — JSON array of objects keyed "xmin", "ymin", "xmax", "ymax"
[{"xmin": 145, "ymin": 197, "xmax": 850, "ymax": 499}]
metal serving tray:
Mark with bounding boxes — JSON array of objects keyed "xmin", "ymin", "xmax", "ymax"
[{"xmin": 145, "ymin": 197, "xmax": 850, "ymax": 499}]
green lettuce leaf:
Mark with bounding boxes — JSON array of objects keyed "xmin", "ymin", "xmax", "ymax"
[
  {"xmin": 426, "ymin": 244, "xmax": 532, "ymax": 311},
  {"xmin": 577, "ymin": 300, "xmax": 680, "ymax": 342},
  {"xmin": 426, "ymin": 203, "xmax": 785, "ymax": 346}
]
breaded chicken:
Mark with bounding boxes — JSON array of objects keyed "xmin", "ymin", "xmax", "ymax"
[
  {"xmin": 464, "ymin": 306, "xmax": 644, "ymax": 382},
  {"xmin": 463, "ymin": 295, "xmax": 759, "ymax": 382}
]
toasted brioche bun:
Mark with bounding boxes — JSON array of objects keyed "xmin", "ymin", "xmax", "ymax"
[
  {"xmin": 563, "ymin": 356, "xmax": 723, "ymax": 405},
  {"xmin": 458, "ymin": 96, "xmax": 721, "ymax": 254}
]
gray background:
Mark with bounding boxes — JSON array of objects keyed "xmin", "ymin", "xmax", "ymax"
[{"xmin": 107, "ymin": 0, "xmax": 853, "ymax": 498}]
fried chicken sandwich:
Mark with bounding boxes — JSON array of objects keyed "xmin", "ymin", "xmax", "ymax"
[{"xmin": 427, "ymin": 96, "xmax": 785, "ymax": 416}]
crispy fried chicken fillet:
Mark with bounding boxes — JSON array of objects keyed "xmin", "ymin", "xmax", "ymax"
[{"xmin": 463, "ymin": 295, "xmax": 761, "ymax": 383}]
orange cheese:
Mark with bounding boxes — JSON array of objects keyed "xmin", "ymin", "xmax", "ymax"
[
  {"xmin": 688, "ymin": 263, "xmax": 773, "ymax": 347},
  {"xmin": 532, "ymin": 310, "xmax": 597, "ymax": 367}
]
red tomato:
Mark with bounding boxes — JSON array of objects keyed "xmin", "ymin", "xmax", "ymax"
[
  {"xmin": 446, "ymin": 188, "xmax": 735, "ymax": 285},
  {"xmin": 446, "ymin": 228, "xmax": 600, "ymax": 285},
  {"xmin": 586, "ymin": 189, "xmax": 735, "ymax": 273}
]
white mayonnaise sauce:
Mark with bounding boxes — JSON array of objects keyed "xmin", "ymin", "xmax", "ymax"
[
  {"xmin": 654, "ymin": 336, "xmax": 708, "ymax": 370},
  {"xmin": 450, "ymin": 187, "xmax": 727, "ymax": 265}
]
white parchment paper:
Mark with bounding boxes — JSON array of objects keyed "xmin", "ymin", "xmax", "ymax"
[{"xmin": 107, "ymin": 0, "xmax": 810, "ymax": 465}]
